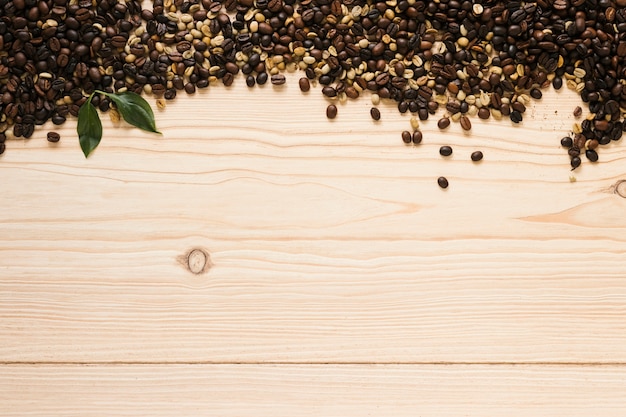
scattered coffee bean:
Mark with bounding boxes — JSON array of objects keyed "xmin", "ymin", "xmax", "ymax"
[
  {"xmin": 270, "ymin": 74, "xmax": 286, "ymax": 86},
  {"xmin": 585, "ymin": 150, "xmax": 599, "ymax": 162},
  {"xmin": 326, "ymin": 104, "xmax": 337, "ymax": 120},
  {"xmin": 561, "ymin": 137, "xmax": 573, "ymax": 148},
  {"xmin": 412, "ymin": 131, "xmax": 423, "ymax": 145},
  {"xmin": 471, "ymin": 151, "xmax": 483, "ymax": 162},
  {"xmin": 571, "ymin": 156, "xmax": 582, "ymax": 170},
  {"xmin": 370, "ymin": 107, "xmax": 381, "ymax": 121},
  {"xmin": 401, "ymin": 131, "xmax": 412, "ymax": 144},
  {"xmin": 298, "ymin": 78, "xmax": 310, "ymax": 93},
  {"xmin": 510, "ymin": 111, "xmax": 523, "ymax": 124},
  {"xmin": 47, "ymin": 132, "xmax": 61, "ymax": 143},
  {"xmin": 437, "ymin": 177, "xmax": 449, "ymax": 189},
  {"xmin": 439, "ymin": 146, "xmax": 453, "ymax": 157},
  {"xmin": 573, "ymin": 106, "xmax": 583, "ymax": 118},
  {"xmin": 460, "ymin": 116, "xmax": 472, "ymax": 131},
  {"xmin": 438, "ymin": 117, "xmax": 451, "ymax": 130}
]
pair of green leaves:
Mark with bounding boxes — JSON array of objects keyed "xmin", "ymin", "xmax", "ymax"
[{"xmin": 77, "ymin": 90, "xmax": 161, "ymax": 157}]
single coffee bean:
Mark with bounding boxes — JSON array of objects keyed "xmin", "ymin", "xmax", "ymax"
[
  {"xmin": 326, "ymin": 104, "xmax": 337, "ymax": 119},
  {"xmin": 246, "ymin": 75, "xmax": 255, "ymax": 87},
  {"xmin": 437, "ymin": 176, "xmax": 449, "ymax": 189},
  {"xmin": 401, "ymin": 131, "xmax": 412, "ymax": 144},
  {"xmin": 47, "ymin": 131, "xmax": 61, "ymax": 143},
  {"xmin": 510, "ymin": 111, "xmax": 523, "ymax": 124},
  {"xmin": 370, "ymin": 107, "xmax": 381, "ymax": 121},
  {"xmin": 573, "ymin": 106, "xmax": 583, "ymax": 117},
  {"xmin": 270, "ymin": 74, "xmax": 286, "ymax": 85},
  {"xmin": 460, "ymin": 116, "xmax": 471, "ymax": 131},
  {"xmin": 561, "ymin": 136, "xmax": 573, "ymax": 148},
  {"xmin": 571, "ymin": 156, "xmax": 582, "ymax": 170},
  {"xmin": 471, "ymin": 151, "xmax": 483, "ymax": 162},
  {"xmin": 437, "ymin": 117, "xmax": 450, "ymax": 129},
  {"xmin": 412, "ymin": 131, "xmax": 423, "ymax": 144},
  {"xmin": 585, "ymin": 149, "xmax": 599, "ymax": 162},
  {"xmin": 439, "ymin": 146, "xmax": 453, "ymax": 157},
  {"xmin": 298, "ymin": 77, "xmax": 310, "ymax": 92}
]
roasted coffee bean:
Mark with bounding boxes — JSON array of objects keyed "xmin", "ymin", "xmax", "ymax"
[
  {"xmin": 561, "ymin": 136, "xmax": 573, "ymax": 148},
  {"xmin": 460, "ymin": 116, "xmax": 471, "ymax": 131},
  {"xmin": 47, "ymin": 131, "xmax": 61, "ymax": 143},
  {"xmin": 510, "ymin": 111, "xmax": 523, "ymax": 124},
  {"xmin": 585, "ymin": 149, "xmax": 599, "ymax": 162},
  {"xmin": 412, "ymin": 131, "xmax": 422, "ymax": 145},
  {"xmin": 439, "ymin": 146, "xmax": 453, "ymax": 157},
  {"xmin": 573, "ymin": 106, "xmax": 583, "ymax": 118},
  {"xmin": 270, "ymin": 74, "xmax": 286, "ymax": 85},
  {"xmin": 326, "ymin": 104, "xmax": 337, "ymax": 119},
  {"xmin": 298, "ymin": 78, "xmax": 310, "ymax": 92},
  {"xmin": 437, "ymin": 177, "xmax": 449, "ymax": 189},
  {"xmin": 438, "ymin": 117, "xmax": 450, "ymax": 130},
  {"xmin": 370, "ymin": 107, "xmax": 381, "ymax": 121},
  {"xmin": 471, "ymin": 151, "xmax": 484, "ymax": 162},
  {"xmin": 401, "ymin": 131, "xmax": 412, "ymax": 144}
]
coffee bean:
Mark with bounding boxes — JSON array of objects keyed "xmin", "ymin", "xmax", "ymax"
[
  {"xmin": 47, "ymin": 131, "xmax": 61, "ymax": 143},
  {"xmin": 439, "ymin": 146, "xmax": 453, "ymax": 157},
  {"xmin": 585, "ymin": 149, "xmax": 599, "ymax": 162},
  {"xmin": 437, "ymin": 117, "xmax": 450, "ymax": 130},
  {"xmin": 412, "ymin": 131, "xmax": 422, "ymax": 145},
  {"xmin": 370, "ymin": 107, "xmax": 380, "ymax": 121},
  {"xmin": 326, "ymin": 104, "xmax": 337, "ymax": 119},
  {"xmin": 298, "ymin": 78, "xmax": 310, "ymax": 92},
  {"xmin": 460, "ymin": 116, "xmax": 471, "ymax": 131},
  {"xmin": 471, "ymin": 151, "xmax": 483, "ymax": 162},
  {"xmin": 571, "ymin": 156, "xmax": 582, "ymax": 170},
  {"xmin": 270, "ymin": 74, "xmax": 286, "ymax": 85},
  {"xmin": 573, "ymin": 106, "xmax": 583, "ymax": 118},
  {"xmin": 510, "ymin": 111, "xmax": 523, "ymax": 124},
  {"xmin": 437, "ymin": 177, "xmax": 449, "ymax": 189},
  {"xmin": 401, "ymin": 131, "xmax": 412, "ymax": 144},
  {"xmin": 561, "ymin": 136, "xmax": 573, "ymax": 148}
]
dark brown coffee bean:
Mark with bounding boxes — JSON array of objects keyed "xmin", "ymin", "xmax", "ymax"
[
  {"xmin": 573, "ymin": 106, "xmax": 583, "ymax": 118},
  {"xmin": 471, "ymin": 151, "xmax": 483, "ymax": 162},
  {"xmin": 437, "ymin": 177, "xmax": 449, "ymax": 189},
  {"xmin": 298, "ymin": 77, "xmax": 310, "ymax": 92},
  {"xmin": 326, "ymin": 104, "xmax": 337, "ymax": 119},
  {"xmin": 412, "ymin": 131, "xmax": 422, "ymax": 145},
  {"xmin": 439, "ymin": 146, "xmax": 452, "ymax": 157},
  {"xmin": 460, "ymin": 116, "xmax": 471, "ymax": 131},
  {"xmin": 47, "ymin": 131, "xmax": 61, "ymax": 143},
  {"xmin": 370, "ymin": 107, "xmax": 380, "ymax": 121},
  {"xmin": 438, "ymin": 117, "xmax": 450, "ymax": 130},
  {"xmin": 401, "ymin": 131, "xmax": 412, "ymax": 144},
  {"xmin": 270, "ymin": 74, "xmax": 286, "ymax": 85}
]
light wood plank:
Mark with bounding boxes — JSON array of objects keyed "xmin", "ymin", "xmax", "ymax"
[
  {"xmin": 1, "ymin": 365, "xmax": 625, "ymax": 416},
  {"xmin": 1, "ymin": 74, "xmax": 626, "ymax": 363}
]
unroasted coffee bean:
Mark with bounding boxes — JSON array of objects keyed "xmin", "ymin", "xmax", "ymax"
[
  {"xmin": 370, "ymin": 107, "xmax": 381, "ymax": 121},
  {"xmin": 47, "ymin": 132, "xmax": 61, "ymax": 143},
  {"xmin": 439, "ymin": 146, "xmax": 453, "ymax": 157},
  {"xmin": 437, "ymin": 177, "xmax": 449, "ymax": 189},
  {"xmin": 326, "ymin": 104, "xmax": 337, "ymax": 119}
]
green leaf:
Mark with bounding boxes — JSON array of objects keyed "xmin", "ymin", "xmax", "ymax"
[
  {"xmin": 104, "ymin": 91, "xmax": 160, "ymax": 134},
  {"xmin": 77, "ymin": 98, "xmax": 102, "ymax": 158}
]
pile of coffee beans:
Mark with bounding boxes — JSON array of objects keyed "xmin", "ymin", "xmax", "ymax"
[{"xmin": 1, "ymin": 0, "xmax": 625, "ymax": 171}]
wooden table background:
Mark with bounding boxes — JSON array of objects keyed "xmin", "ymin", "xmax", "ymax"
[{"xmin": 1, "ymin": 72, "xmax": 626, "ymax": 415}]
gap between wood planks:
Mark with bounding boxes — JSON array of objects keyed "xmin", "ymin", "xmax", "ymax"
[{"xmin": 3, "ymin": 361, "xmax": 626, "ymax": 366}]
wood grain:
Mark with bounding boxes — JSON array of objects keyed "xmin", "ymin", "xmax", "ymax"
[
  {"xmin": 1, "ymin": 74, "xmax": 626, "ymax": 364},
  {"xmin": 2, "ymin": 365, "xmax": 626, "ymax": 416}
]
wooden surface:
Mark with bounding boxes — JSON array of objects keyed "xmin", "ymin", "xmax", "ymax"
[{"xmin": 1, "ymin": 73, "xmax": 626, "ymax": 414}]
